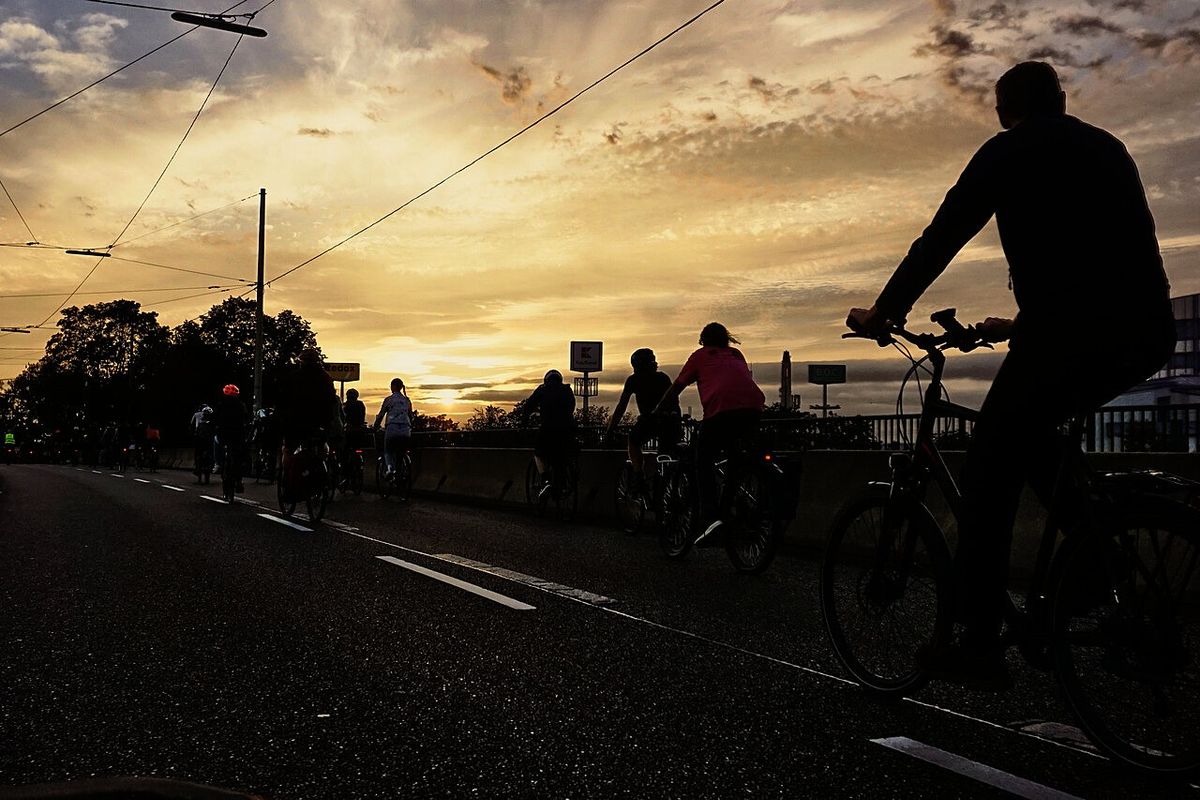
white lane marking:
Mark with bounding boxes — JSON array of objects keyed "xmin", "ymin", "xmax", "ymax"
[
  {"xmin": 110, "ymin": 473, "xmax": 124, "ymax": 478},
  {"xmin": 91, "ymin": 470, "xmax": 103, "ymax": 474},
  {"xmin": 134, "ymin": 478, "xmax": 151, "ymax": 484},
  {"xmin": 162, "ymin": 484, "xmax": 185, "ymax": 492},
  {"xmin": 323, "ymin": 519, "xmax": 360, "ymax": 533},
  {"xmin": 201, "ymin": 495, "xmax": 230, "ymax": 505},
  {"xmin": 872, "ymin": 737, "xmax": 1084, "ymax": 800},
  {"xmin": 256, "ymin": 512, "xmax": 313, "ymax": 532},
  {"xmin": 375, "ymin": 556, "xmax": 535, "ymax": 611},
  {"xmin": 335, "ymin": 530, "xmax": 1111, "ymax": 765},
  {"xmin": 434, "ymin": 553, "xmax": 617, "ymax": 607}
]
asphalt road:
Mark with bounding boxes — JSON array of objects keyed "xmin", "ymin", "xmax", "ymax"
[{"xmin": 0, "ymin": 464, "xmax": 1191, "ymax": 799}]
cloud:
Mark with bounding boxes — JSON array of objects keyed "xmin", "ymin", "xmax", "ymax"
[
  {"xmin": 298, "ymin": 127, "xmax": 337, "ymax": 138},
  {"xmin": 916, "ymin": 24, "xmax": 984, "ymax": 59},
  {"xmin": 475, "ymin": 62, "xmax": 532, "ymax": 106},
  {"xmin": 1052, "ymin": 16, "xmax": 1124, "ymax": 37}
]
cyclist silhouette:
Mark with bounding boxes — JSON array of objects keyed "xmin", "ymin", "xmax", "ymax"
[{"xmin": 848, "ymin": 61, "xmax": 1176, "ymax": 688}]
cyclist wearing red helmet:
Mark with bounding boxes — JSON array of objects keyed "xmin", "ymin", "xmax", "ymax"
[{"xmin": 214, "ymin": 384, "xmax": 249, "ymax": 492}]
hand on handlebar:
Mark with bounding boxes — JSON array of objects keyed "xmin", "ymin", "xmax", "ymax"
[
  {"xmin": 845, "ymin": 305, "xmax": 896, "ymax": 345},
  {"xmin": 976, "ymin": 316, "xmax": 1014, "ymax": 344}
]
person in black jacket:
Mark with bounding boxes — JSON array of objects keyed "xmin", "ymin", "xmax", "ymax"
[
  {"xmin": 848, "ymin": 61, "xmax": 1175, "ymax": 689},
  {"xmin": 519, "ymin": 370, "xmax": 576, "ymax": 483},
  {"xmin": 214, "ymin": 384, "xmax": 249, "ymax": 492},
  {"xmin": 606, "ymin": 348, "xmax": 681, "ymax": 490}
]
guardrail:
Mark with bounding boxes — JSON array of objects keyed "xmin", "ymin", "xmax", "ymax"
[{"xmin": 412, "ymin": 404, "xmax": 1200, "ymax": 453}]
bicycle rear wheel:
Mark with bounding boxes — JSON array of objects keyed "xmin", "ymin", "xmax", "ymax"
[
  {"xmin": 526, "ymin": 459, "xmax": 548, "ymax": 517},
  {"xmin": 1052, "ymin": 497, "xmax": 1200, "ymax": 777},
  {"xmin": 725, "ymin": 469, "xmax": 783, "ymax": 574},
  {"xmin": 375, "ymin": 458, "xmax": 393, "ymax": 499},
  {"xmin": 557, "ymin": 460, "xmax": 579, "ymax": 523},
  {"xmin": 615, "ymin": 462, "xmax": 646, "ymax": 534},
  {"xmin": 820, "ymin": 487, "xmax": 954, "ymax": 698},
  {"xmin": 396, "ymin": 455, "xmax": 413, "ymax": 501}
]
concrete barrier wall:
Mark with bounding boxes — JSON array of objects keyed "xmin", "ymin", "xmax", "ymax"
[{"xmin": 158, "ymin": 445, "xmax": 1198, "ymax": 565}]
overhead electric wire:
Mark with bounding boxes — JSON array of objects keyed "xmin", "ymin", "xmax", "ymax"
[
  {"xmin": 110, "ymin": 192, "xmax": 256, "ymax": 248},
  {"xmin": 0, "ymin": 284, "xmax": 238, "ymax": 299},
  {"xmin": 141, "ymin": 285, "xmax": 238, "ymax": 310},
  {"xmin": 36, "ymin": 32, "xmax": 246, "ymax": 328},
  {"xmin": 107, "ymin": 255, "xmax": 251, "ymax": 283},
  {"xmin": 267, "ymin": 0, "xmax": 728, "ymax": 286},
  {"xmin": 0, "ymin": 0, "xmax": 250, "ymax": 139},
  {"xmin": 84, "ymin": 0, "xmax": 253, "ymax": 16},
  {"xmin": 0, "ymin": 175, "xmax": 38, "ymax": 242}
]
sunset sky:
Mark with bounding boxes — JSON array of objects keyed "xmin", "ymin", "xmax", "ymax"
[{"xmin": 1, "ymin": 0, "xmax": 1197, "ymax": 418}]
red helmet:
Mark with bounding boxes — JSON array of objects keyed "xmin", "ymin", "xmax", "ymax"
[{"xmin": 222, "ymin": 384, "xmax": 240, "ymax": 396}]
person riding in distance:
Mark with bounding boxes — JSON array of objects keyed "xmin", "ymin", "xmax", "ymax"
[
  {"xmin": 373, "ymin": 378, "xmax": 413, "ymax": 478},
  {"xmin": 213, "ymin": 384, "xmax": 249, "ymax": 492},
  {"xmin": 654, "ymin": 322, "xmax": 765, "ymax": 545},
  {"xmin": 847, "ymin": 61, "xmax": 1175, "ymax": 689},
  {"xmin": 343, "ymin": 388, "xmax": 368, "ymax": 453},
  {"xmin": 520, "ymin": 370, "xmax": 577, "ymax": 485},
  {"xmin": 605, "ymin": 348, "xmax": 681, "ymax": 489},
  {"xmin": 277, "ymin": 348, "xmax": 338, "ymax": 450}
]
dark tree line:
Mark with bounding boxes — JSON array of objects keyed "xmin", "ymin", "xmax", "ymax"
[{"xmin": 0, "ymin": 297, "xmax": 320, "ymax": 449}]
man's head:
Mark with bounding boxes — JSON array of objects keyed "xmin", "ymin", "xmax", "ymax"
[
  {"xmin": 299, "ymin": 347, "xmax": 322, "ymax": 368},
  {"xmin": 995, "ymin": 61, "xmax": 1065, "ymax": 129},
  {"xmin": 347, "ymin": 388, "xmax": 359, "ymax": 401},
  {"xmin": 630, "ymin": 348, "xmax": 657, "ymax": 374},
  {"xmin": 544, "ymin": 369, "xmax": 563, "ymax": 386}
]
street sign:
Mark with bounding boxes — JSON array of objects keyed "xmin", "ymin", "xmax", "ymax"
[
  {"xmin": 326, "ymin": 362, "xmax": 360, "ymax": 382},
  {"xmin": 808, "ymin": 364, "xmax": 846, "ymax": 385},
  {"xmin": 570, "ymin": 341, "xmax": 603, "ymax": 373}
]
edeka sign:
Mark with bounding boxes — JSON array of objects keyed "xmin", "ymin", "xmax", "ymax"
[
  {"xmin": 570, "ymin": 341, "xmax": 603, "ymax": 373},
  {"xmin": 326, "ymin": 362, "xmax": 361, "ymax": 382},
  {"xmin": 808, "ymin": 364, "xmax": 846, "ymax": 385}
]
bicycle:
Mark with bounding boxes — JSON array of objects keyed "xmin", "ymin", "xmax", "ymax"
[
  {"xmin": 277, "ymin": 437, "xmax": 330, "ymax": 521},
  {"xmin": 657, "ymin": 417, "xmax": 797, "ymax": 573},
  {"xmin": 525, "ymin": 441, "xmax": 580, "ymax": 522},
  {"xmin": 613, "ymin": 417, "xmax": 683, "ymax": 535},
  {"xmin": 820, "ymin": 308, "xmax": 1200, "ymax": 776},
  {"xmin": 220, "ymin": 442, "xmax": 243, "ymax": 503},
  {"xmin": 373, "ymin": 428, "xmax": 412, "ymax": 501}
]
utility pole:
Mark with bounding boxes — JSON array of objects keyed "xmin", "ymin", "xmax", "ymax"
[{"xmin": 253, "ymin": 187, "xmax": 266, "ymax": 412}]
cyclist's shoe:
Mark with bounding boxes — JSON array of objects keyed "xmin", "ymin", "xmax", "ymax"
[
  {"xmin": 918, "ymin": 640, "xmax": 1012, "ymax": 692},
  {"xmin": 694, "ymin": 518, "xmax": 724, "ymax": 547}
]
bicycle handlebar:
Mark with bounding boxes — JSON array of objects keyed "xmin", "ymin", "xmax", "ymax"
[{"xmin": 844, "ymin": 307, "xmax": 1004, "ymax": 354}]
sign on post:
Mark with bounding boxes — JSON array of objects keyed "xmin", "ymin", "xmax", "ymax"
[
  {"xmin": 325, "ymin": 362, "xmax": 361, "ymax": 382},
  {"xmin": 808, "ymin": 364, "xmax": 846, "ymax": 385},
  {"xmin": 570, "ymin": 341, "xmax": 603, "ymax": 373}
]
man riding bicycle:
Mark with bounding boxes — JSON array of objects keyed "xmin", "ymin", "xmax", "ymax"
[
  {"xmin": 605, "ymin": 348, "xmax": 681, "ymax": 492},
  {"xmin": 654, "ymin": 322, "xmax": 765, "ymax": 546},
  {"xmin": 520, "ymin": 370, "xmax": 577, "ymax": 493},
  {"xmin": 847, "ymin": 61, "xmax": 1175, "ymax": 688},
  {"xmin": 214, "ymin": 384, "xmax": 249, "ymax": 493}
]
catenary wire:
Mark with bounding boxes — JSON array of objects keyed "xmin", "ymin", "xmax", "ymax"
[
  {"xmin": 36, "ymin": 33, "xmax": 245, "ymax": 328},
  {"xmin": 111, "ymin": 193, "xmax": 257, "ymax": 248},
  {"xmin": 108, "ymin": 255, "xmax": 251, "ymax": 282},
  {"xmin": 0, "ymin": 175, "xmax": 38, "ymax": 242},
  {"xmin": 267, "ymin": 0, "xmax": 728, "ymax": 286},
  {"xmin": 141, "ymin": 285, "xmax": 238, "ymax": 310},
  {"xmin": 0, "ymin": 284, "xmax": 239, "ymax": 299},
  {"xmin": 83, "ymin": 0, "xmax": 254, "ymax": 16}
]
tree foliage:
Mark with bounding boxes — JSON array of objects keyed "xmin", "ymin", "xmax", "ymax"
[{"xmin": 0, "ymin": 297, "xmax": 322, "ymax": 448}]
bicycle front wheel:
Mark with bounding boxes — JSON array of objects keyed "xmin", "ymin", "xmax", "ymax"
[
  {"xmin": 615, "ymin": 462, "xmax": 646, "ymax": 535},
  {"xmin": 1052, "ymin": 497, "xmax": 1200, "ymax": 777},
  {"xmin": 658, "ymin": 469, "xmax": 695, "ymax": 559},
  {"xmin": 820, "ymin": 487, "xmax": 954, "ymax": 698},
  {"xmin": 725, "ymin": 469, "xmax": 783, "ymax": 574}
]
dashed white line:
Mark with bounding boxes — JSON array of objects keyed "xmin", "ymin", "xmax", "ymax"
[
  {"xmin": 109, "ymin": 473, "xmax": 124, "ymax": 478},
  {"xmin": 376, "ymin": 556, "xmax": 535, "ymax": 611},
  {"xmin": 256, "ymin": 512, "xmax": 313, "ymax": 532},
  {"xmin": 161, "ymin": 484, "xmax": 185, "ymax": 492},
  {"xmin": 872, "ymin": 737, "xmax": 1084, "ymax": 800},
  {"xmin": 133, "ymin": 478, "xmax": 151, "ymax": 484},
  {"xmin": 91, "ymin": 470, "xmax": 102, "ymax": 474},
  {"xmin": 201, "ymin": 495, "xmax": 230, "ymax": 505},
  {"xmin": 435, "ymin": 553, "xmax": 616, "ymax": 607}
]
